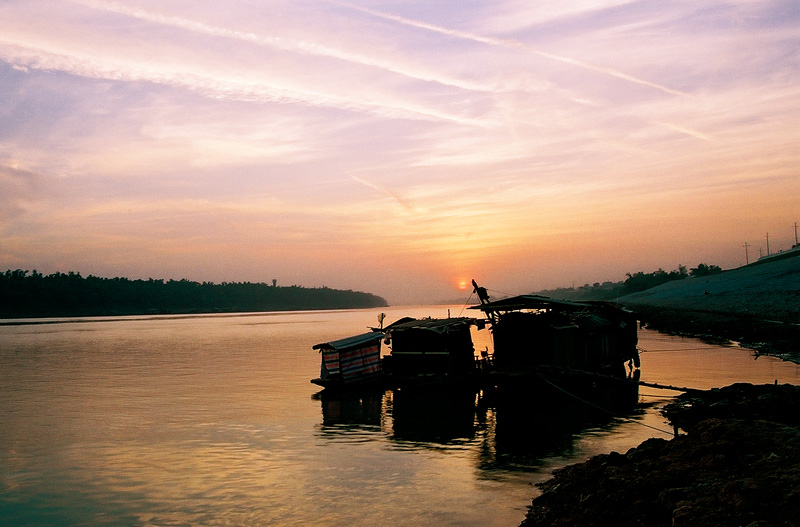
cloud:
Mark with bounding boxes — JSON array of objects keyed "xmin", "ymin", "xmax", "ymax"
[
  {"xmin": 67, "ymin": 0, "xmax": 506, "ymax": 95},
  {"xmin": 474, "ymin": 0, "xmax": 638, "ymax": 32},
  {"xmin": 0, "ymin": 162, "xmax": 47, "ymax": 222},
  {"xmin": 331, "ymin": 0, "xmax": 689, "ymax": 97},
  {"xmin": 349, "ymin": 174, "xmax": 416, "ymax": 213},
  {"xmin": 0, "ymin": 3, "xmax": 497, "ymax": 127},
  {"xmin": 653, "ymin": 121, "xmax": 713, "ymax": 142},
  {"xmin": 0, "ymin": 40, "xmax": 485, "ymax": 126}
]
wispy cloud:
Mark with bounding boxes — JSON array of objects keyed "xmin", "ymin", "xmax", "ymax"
[
  {"xmin": 654, "ymin": 121, "xmax": 713, "ymax": 142},
  {"xmin": 331, "ymin": 0, "xmax": 690, "ymax": 97},
  {"xmin": 349, "ymin": 174, "xmax": 416, "ymax": 213},
  {"xmin": 67, "ymin": 0, "xmax": 505, "ymax": 95},
  {"xmin": 0, "ymin": 162, "xmax": 47, "ymax": 222},
  {"xmin": 0, "ymin": 41, "xmax": 489, "ymax": 127}
]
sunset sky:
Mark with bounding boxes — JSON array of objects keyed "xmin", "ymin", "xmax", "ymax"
[{"xmin": 1, "ymin": 1, "xmax": 798, "ymax": 304}]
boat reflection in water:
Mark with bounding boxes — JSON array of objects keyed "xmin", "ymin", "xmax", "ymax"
[
  {"xmin": 315, "ymin": 389, "xmax": 386, "ymax": 439},
  {"xmin": 475, "ymin": 374, "xmax": 640, "ymax": 472},
  {"xmin": 315, "ymin": 376, "xmax": 640, "ymax": 472},
  {"xmin": 390, "ymin": 385, "xmax": 479, "ymax": 443},
  {"xmin": 313, "ymin": 279, "xmax": 643, "ymax": 469}
]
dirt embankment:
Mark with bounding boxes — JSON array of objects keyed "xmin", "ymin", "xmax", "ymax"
[
  {"xmin": 618, "ymin": 255, "xmax": 800, "ymax": 361},
  {"xmin": 521, "ymin": 383, "xmax": 800, "ymax": 527}
]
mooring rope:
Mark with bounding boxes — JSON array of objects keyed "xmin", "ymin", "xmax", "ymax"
[
  {"xmin": 536, "ymin": 373, "xmax": 676, "ymax": 438},
  {"xmin": 486, "ymin": 287, "xmax": 515, "ymax": 297},
  {"xmin": 457, "ymin": 290, "xmax": 475, "ymax": 317},
  {"xmin": 638, "ymin": 346, "xmax": 735, "ymax": 353}
]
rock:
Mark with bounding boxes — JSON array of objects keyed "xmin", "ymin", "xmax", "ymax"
[{"xmin": 520, "ymin": 383, "xmax": 800, "ymax": 527}]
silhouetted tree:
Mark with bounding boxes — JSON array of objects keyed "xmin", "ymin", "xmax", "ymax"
[
  {"xmin": 0, "ymin": 270, "xmax": 388, "ymax": 318},
  {"xmin": 535, "ymin": 262, "xmax": 722, "ymax": 301},
  {"xmin": 690, "ymin": 263, "xmax": 722, "ymax": 277}
]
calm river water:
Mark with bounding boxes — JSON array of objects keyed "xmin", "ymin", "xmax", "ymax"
[{"xmin": 2, "ymin": 305, "xmax": 799, "ymax": 527}]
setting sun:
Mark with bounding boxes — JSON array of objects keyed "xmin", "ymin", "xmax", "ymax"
[{"xmin": 457, "ymin": 279, "xmax": 469, "ymax": 291}]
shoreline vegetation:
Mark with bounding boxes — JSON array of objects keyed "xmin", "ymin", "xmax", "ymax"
[
  {"xmin": 617, "ymin": 254, "xmax": 800, "ymax": 363},
  {"xmin": 536, "ymin": 262, "xmax": 724, "ymax": 302},
  {"xmin": 535, "ymin": 254, "xmax": 800, "ymax": 362},
  {"xmin": 0, "ymin": 270, "xmax": 388, "ymax": 319}
]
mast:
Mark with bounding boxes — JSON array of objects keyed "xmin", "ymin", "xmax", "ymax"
[{"xmin": 472, "ymin": 279, "xmax": 498, "ymax": 325}]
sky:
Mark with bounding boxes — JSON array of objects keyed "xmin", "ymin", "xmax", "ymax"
[{"xmin": 1, "ymin": 0, "xmax": 798, "ymax": 304}]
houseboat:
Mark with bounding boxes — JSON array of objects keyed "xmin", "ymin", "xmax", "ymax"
[
  {"xmin": 380, "ymin": 316, "xmax": 486, "ymax": 385},
  {"xmin": 311, "ymin": 316, "xmax": 487, "ymax": 390},
  {"xmin": 311, "ymin": 332, "xmax": 384, "ymax": 389},
  {"xmin": 469, "ymin": 280, "xmax": 639, "ymax": 379},
  {"xmin": 311, "ymin": 281, "xmax": 640, "ymax": 390}
]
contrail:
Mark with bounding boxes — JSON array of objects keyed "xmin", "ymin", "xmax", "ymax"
[
  {"xmin": 654, "ymin": 121, "xmax": 713, "ymax": 141},
  {"xmin": 332, "ymin": 1, "xmax": 689, "ymax": 98},
  {"xmin": 0, "ymin": 38, "xmax": 488, "ymax": 127},
  {"xmin": 350, "ymin": 175, "xmax": 415, "ymax": 213},
  {"xmin": 65, "ymin": 0, "xmax": 498, "ymax": 94}
]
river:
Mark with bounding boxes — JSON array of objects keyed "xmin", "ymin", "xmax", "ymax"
[{"xmin": 2, "ymin": 306, "xmax": 799, "ymax": 527}]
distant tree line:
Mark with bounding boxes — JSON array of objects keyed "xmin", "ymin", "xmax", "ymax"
[
  {"xmin": 0, "ymin": 270, "xmax": 388, "ymax": 318},
  {"xmin": 536, "ymin": 263, "xmax": 723, "ymax": 301}
]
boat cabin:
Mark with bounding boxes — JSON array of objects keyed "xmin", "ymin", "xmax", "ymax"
[
  {"xmin": 311, "ymin": 332, "xmax": 384, "ymax": 388},
  {"xmin": 381, "ymin": 317, "xmax": 481, "ymax": 379},
  {"xmin": 470, "ymin": 292, "xmax": 638, "ymax": 376}
]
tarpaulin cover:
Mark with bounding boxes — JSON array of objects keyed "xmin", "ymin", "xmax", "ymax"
[{"xmin": 315, "ymin": 332, "xmax": 383, "ymax": 380}]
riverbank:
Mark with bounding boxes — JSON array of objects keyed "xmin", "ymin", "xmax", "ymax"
[
  {"xmin": 618, "ymin": 254, "xmax": 800, "ymax": 363},
  {"xmin": 518, "ymin": 257, "xmax": 800, "ymax": 526},
  {"xmin": 630, "ymin": 304, "xmax": 800, "ymax": 363},
  {"xmin": 521, "ymin": 383, "xmax": 800, "ymax": 527}
]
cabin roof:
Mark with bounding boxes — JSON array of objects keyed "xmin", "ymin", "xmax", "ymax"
[
  {"xmin": 312, "ymin": 331, "xmax": 383, "ymax": 351},
  {"xmin": 383, "ymin": 317, "xmax": 478, "ymax": 333},
  {"xmin": 574, "ymin": 313, "xmax": 614, "ymax": 329},
  {"xmin": 468, "ymin": 295, "xmax": 590, "ymax": 313}
]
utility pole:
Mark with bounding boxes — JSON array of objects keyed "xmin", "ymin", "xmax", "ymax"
[
  {"xmin": 766, "ymin": 232, "xmax": 770, "ymax": 256},
  {"xmin": 795, "ymin": 222, "xmax": 798, "ymax": 246},
  {"xmin": 743, "ymin": 242, "xmax": 750, "ymax": 265}
]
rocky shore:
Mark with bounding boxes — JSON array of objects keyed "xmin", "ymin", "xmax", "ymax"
[{"xmin": 521, "ymin": 383, "xmax": 800, "ymax": 527}]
